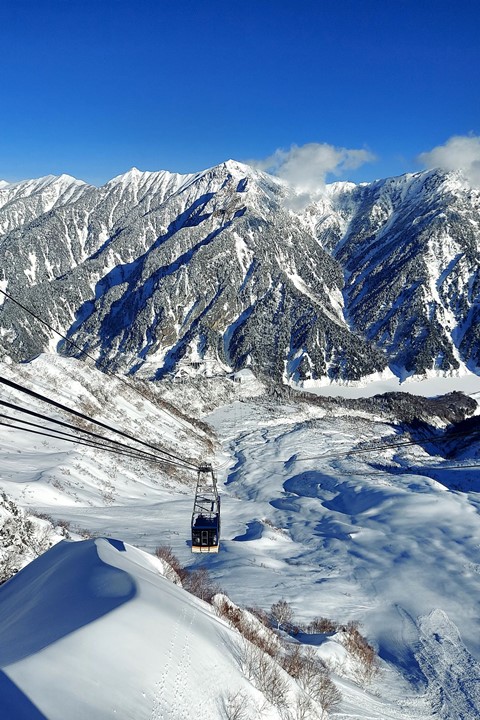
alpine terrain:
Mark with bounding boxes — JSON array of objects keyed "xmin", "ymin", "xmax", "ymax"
[
  {"xmin": 1, "ymin": 161, "xmax": 479, "ymax": 384},
  {"xmin": 0, "ymin": 161, "xmax": 480, "ymax": 719}
]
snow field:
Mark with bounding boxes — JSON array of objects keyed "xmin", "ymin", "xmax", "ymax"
[
  {"xmin": 1, "ymin": 357, "xmax": 480, "ymax": 717},
  {"xmin": 1, "ymin": 539, "xmax": 269, "ymax": 720}
]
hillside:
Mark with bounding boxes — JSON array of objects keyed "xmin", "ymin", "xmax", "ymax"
[
  {"xmin": 0, "ymin": 163, "xmax": 479, "ymax": 385},
  {"xmin": 1, "ymin": 356, "xmax": 480, "ymax": 718}
]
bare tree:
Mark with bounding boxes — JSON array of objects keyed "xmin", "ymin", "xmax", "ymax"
[
  {"xmin": 307, "ymin": 617, "xmax": 338, "ymax": 634},
  {"xmin": 292, "ymin": 691, "xmax": 314, "ymax": 720},
  {"xmin": 155, "ymin": 545, "xmax": 186, "ymax": 584},
  {"xmin": 220, "ymin": 690, "xmax": 250, "ymax": 720},
  {"xmin": 240, "ymin": 640, "xmax": 288, "ymax": 709},
  {"xmin": 183, "ymin": 566, "xmax": 219, "ymax": 602},
  {"xmin": 271, "ymin": 599, "xmax": 294, "ymax": 631},
  {"xmin": 309, "ymin": 674, "xmax": 341, "ymax": 719},
  {"xmin": 282, "ymin": 645, "xmax": 341, "ymax": 719},
  {"xmin": 25, "ymin": 525, "xmax": 54, "ymax": 557}
]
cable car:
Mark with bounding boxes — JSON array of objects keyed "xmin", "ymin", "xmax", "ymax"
[{"xmin": 191, "ymin": 464, "xmax": 220, "ymax": 553}]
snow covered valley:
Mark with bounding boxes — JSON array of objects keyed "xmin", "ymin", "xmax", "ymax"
[{"xmin": 1, "ymin": 356, "xmax": 480, "ymax": 719}]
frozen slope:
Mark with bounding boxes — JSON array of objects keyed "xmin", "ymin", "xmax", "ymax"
[
  {"xmin": 0, "ymin": 537, "xmax": 265, "ymax": 720},
  {"xmin": 1, "ymin": 357, "xmax": 480, "ymax": 718}
]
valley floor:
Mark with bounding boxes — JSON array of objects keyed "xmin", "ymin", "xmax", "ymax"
[{"xmin": 1, "ymin": 362, "xmax": 480, "ymax": 718}]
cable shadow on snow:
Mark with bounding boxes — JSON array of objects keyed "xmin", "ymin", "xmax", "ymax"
[
  {"xmin": 0, "ymin": 538, "xmax": 136, "ymax": 667},
  {"xmin": 369, "ymin": 460, "xmax": 480, "ymax": 493}
]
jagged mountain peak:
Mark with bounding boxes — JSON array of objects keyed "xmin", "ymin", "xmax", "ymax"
[
  {"xmin": 366, "ymin": 167, "xmax": 478, "ymax": 201},
  {"xmin": 0, "ymin": 161, "xmax": 479, "ymax": 384},
  {"xmin": 189, "ymin": 158, "xmax": 284, "ymax": 189},
  {"xmin": 0, "ymin": 173, "xmax": 92, "ymax": 237},
  {"xmin": 217, "ymin": 158, "xmax": 265, "ymax": 178},
  {"xmin": 55, "ymin": 172, "xmax": 87, "ymax": 185},
  {"xmin": 0, "ymin": 172, "xmax": 84, "ymax": 201},
  {"xmin": 105, "ymin": 166, "xmax": 193, "ymax": 189}
]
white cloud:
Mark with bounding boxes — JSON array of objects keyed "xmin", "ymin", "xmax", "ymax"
[
  {"xmin": 251, "ymin": 142, "xmax": 376, "ymax": 192},
  {"xmin": 418, "ymin": 135, "xmax": 480, "ymax": 186}
]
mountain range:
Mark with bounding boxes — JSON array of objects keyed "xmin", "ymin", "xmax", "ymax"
[{"xmin": 1, "ymin": 162, "xmax": 479, "ymax": 384}]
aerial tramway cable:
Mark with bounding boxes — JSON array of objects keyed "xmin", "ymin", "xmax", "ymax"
[
  {"xmin": 0, "ymin": 291, "xmax": 224, "ymax": 551},
  {"xmin": 0, "ymin": 398, "xmax": 191, "ymax": 468},
  {"xmin": 0, "ymin": 410, "xmax": 184, "ymax": 466},
  {"xmin": 0, "ymin": 375, "xmax": 200, "ymax": 471},
  {"xmin": 0, "ymin": 287, "xmax": 210, "ymax": 446},
  {"xmin": 0, "ymin": 419, "xmax": 175, "ymax": 463}
]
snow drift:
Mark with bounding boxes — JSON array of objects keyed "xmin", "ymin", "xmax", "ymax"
[{"xmin": 0, "ymin": 538, "xmax": 258, "ymax": 720}]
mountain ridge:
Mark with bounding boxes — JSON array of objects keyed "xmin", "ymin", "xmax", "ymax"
[{"xmin": 0, "ymin": 161, "xmax": 479, "ymax": 385}]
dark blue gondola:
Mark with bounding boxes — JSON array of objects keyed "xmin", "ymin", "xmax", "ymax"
[{"xmin": 191, "ymin": 464, "xmax": 220, "ymax": 553}]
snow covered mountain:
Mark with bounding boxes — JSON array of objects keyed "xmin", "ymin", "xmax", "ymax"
[
  {"xmin": 0, "ymin": 162, "xmax": 479, "ymax": 384},
  {"xmin": 0, "ymin": 174, "xmax": 88, "ymax": 236},
  {"xmin": 316, "ymin": 171, "xmax": 480, "ymax": 378}
]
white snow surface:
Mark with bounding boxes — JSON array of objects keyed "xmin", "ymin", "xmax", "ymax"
[
  {"xmin": 1, "ymin": 537, "xmax": 265, "ymax": 720},
  {"xmin": 1, "ymin": 356, "xmax": 480, "ymax": 718},
  {"xmin": 301, "ymin": 370, "xmax": 480, "ymax": 402}
]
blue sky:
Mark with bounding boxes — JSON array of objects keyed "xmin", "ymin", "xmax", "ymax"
[{"xmin": 0, "ymin": 0, "xmax": 478, "ymax": 186}]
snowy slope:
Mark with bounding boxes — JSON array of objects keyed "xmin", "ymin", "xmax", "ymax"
[
  {"xmin": 1, "ymin": 355, "xmax": 480, "ymax": 718},
  {"xmin": 322, "ymin": 171, "xmax": 480, "ymax": 378},
  {"xmin": 205, "ymin": 398, "xmax": 480, "ymax": 719},
  {"xmin": 0, "ymin": 174, "xmax": 89, "ymax": 236},
  {"xmin": 0, "ymin": 354, "xmax": 214, "ymax": 519},
  {"xmin": 0, "ymin": 537, "xmax": 270, "ymax": 720}
]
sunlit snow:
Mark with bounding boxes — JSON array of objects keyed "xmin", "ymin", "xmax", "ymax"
[{"xmin": 0, "ymin": 355, "xmax": 479, "ymax": 718}]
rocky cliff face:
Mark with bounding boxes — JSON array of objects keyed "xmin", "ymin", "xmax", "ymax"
[
  {"xmin": 308, "ymin": 170, "xmax": 480, "ymax": 378},
  {"xmin": 0, "ymin": 161, "xmax": 479, "ymax": 384}
]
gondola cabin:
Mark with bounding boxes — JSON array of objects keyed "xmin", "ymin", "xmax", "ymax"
[{"xmin": 191, "ymin": 464, "xmax": 220, "ymax": 553}]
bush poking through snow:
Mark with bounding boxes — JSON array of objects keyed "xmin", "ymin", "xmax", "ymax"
[
  {"xmin": 219, "ymin": 690, "xmax": 252, "ymax": 720},
  {"xmin": 341, "ymin": 621, "xmax": 379, "ymax": 684},
  {"xmin": 183, "ymin": 566, "xmax": 220, "ymax": 602},
  {"xmin": 30, "ymin": 509, "xmax": 54, "ymax": 524},
  {"xmin": 215, "ymin": 596, "xmax": 341, "ymax": 718},
  {"xmin": 155, "ymin": 545, "xmax": 187, "ymax": 585},
  {"xmin": 307, "ymin": 617, "xmax": 338, "ymax": 634},
  {"xmin": 155, "ymin": 546, "xmax": 220, "ymax": 601},
  {"xmin": 246, "ymin": 605, "xmax": 270, "ymax": 628},
  {"xmin": 215, "ymin": 595, "xmax": 282, "ymax": 658},
  {"xmin": 240, "ymin": 640, "xmax": 289, "ymax": 709},
  {"xmin": 281, "ymin": 645, "xmax": 341, "ymax": 718}
]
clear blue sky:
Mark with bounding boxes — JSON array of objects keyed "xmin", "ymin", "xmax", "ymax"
[{"xmin": 0, "ymin": 0, "xmax": 478, "ymax": 185}]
